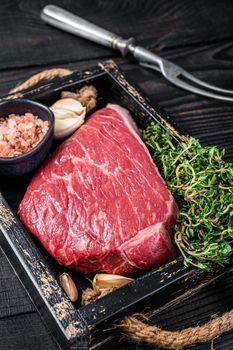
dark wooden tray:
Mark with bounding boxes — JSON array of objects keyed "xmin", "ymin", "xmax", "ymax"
[{"xmin": 0, "ymin": 60, "xmax": 230, "ymax": 350}]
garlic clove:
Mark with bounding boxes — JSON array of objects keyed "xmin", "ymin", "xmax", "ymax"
[
  {"xmin": 93, "ymin": 274, "xmax": 133, "ymax": 292},
  {"xmin": 50, "ymin": 108, "xmax": 79, "ymax": 120},
  {"xmin": 51, "ymin": 98, "xmax": 85, "ymax": 114},
  {"xmin": 54, "ymin": 117, "xmax": 84, "ymax": 140},
  {"xmin": 59, "ymin": 272, "xmax": 79, "ymax": 302},
  {"xmin": 50, "ymin": 98, "xmax": 86, "ymax": 139}
]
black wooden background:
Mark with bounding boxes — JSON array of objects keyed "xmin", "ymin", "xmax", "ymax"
[{"xmin": 1, "ymin": 1, "xmax": 233, "ymax": 349}]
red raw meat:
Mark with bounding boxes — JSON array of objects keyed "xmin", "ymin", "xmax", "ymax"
[{"xmin": 19, "ymin": 104, "xmax": 178, "ymax": 275}]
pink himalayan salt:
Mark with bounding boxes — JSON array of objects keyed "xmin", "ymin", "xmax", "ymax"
[{"xmin": 0, "ymin": 113, "xmax": 50, "ymax": 157}]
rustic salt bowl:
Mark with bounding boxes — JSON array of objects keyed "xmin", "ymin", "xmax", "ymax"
[{"xmin": 0, "ymin": 99, "xmax": 54, "ymax": 177}]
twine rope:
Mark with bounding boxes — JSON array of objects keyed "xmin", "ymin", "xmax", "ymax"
[
  {"xmin": 9, "ymin": 68, "xmax": 72, "ymax": 94},
  {"xmin": 82, "ymin": 287, "xmax": 233, "ymax": 350},
  {"xmin": 10, "ymin": 68, "xmax": 233, "ymax": 349},
  {"xmin": 119, "ymin": 311, "xmax": 233, "ymax": 349}
]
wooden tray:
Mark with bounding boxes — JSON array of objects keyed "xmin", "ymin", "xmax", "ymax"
[{"xmin": 0, "ymin": 60, "xmax": 230, "ymax": 350}]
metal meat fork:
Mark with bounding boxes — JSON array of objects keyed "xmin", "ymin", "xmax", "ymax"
[{"xmin": 41, "ymin": 5, "xmax": 233, "ymax": 102}]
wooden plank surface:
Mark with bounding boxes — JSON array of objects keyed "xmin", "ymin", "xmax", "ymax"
[
  {"xmin": 1, "ymin": 0, "xmax": 233, "ymax": 69},
  {"xmin": 0, "ymin": 247, "xmax": 35, "ymax": 318},
  {"xmin": 100, "ymin": 268, "xmax": 233, "ymax": 349},
  {"xmin": 0, "ymin": 312, "xmax": 59, "ymax": 350},
  {"xmin": 1, "ymin": 0, "xmax": 233, "ymax": 349}
]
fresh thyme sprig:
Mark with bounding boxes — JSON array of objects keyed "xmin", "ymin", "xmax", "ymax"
[{"xmin": 142, "ymin": 123, "xmax": 233, "ymax": 270}]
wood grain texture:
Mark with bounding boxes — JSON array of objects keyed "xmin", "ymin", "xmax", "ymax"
[
  {"xmin": 1, "ymin": 0, "xmax": 233, "ymax": 69},
  {"xmin": 3, "ymin": 39, "xmax": 233, "ymax": 159},
  {"xmin": 0, "ymin": 59, "xmax": 104, "ymax": 97},
  {"xmin": 1, "ymin": 0, "xmax": 233, "ymax": 349},
  {"xmin": 0, "ymin": 312, "xmax": 58, "ymax": 350},
  {"xmin": 100, "ymin": 269, "xmax": 233, "ymax": 350},
  {"xmin": 0, "ymin": 247, "xmax": 35, "ymax": 318},
  {"xmin": 2, "ymin": 39, "xmax": 233, "ymax": 144}
]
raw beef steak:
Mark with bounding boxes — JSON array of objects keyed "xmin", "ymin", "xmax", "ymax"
[{"xmin": 19, "ymin": 104, "xmax": 178, "ymax": 275}]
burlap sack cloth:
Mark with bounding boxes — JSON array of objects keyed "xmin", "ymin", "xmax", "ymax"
[{"xmin": 7, "ymin": 68, "xmax": 233, "ymax": 350}]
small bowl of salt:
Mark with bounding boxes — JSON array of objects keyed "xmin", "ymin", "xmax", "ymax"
[{"xmin": 0, "ymin": 99, "xmax": 54, "ymax": 177}]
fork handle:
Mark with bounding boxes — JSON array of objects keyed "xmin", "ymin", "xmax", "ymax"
[{"xmin": 41, "ymin": 5, "xmax": 135, "ymax": 56}]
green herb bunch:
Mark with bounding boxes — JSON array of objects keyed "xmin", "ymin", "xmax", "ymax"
[{"xmin": 143, "ymin": 123, "xmax": 233, "ymax": 270}]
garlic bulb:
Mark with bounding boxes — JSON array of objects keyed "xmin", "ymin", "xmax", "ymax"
[{"xmin": 50, "ymin": 98, "xmax": 86, "ymax": 140}]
